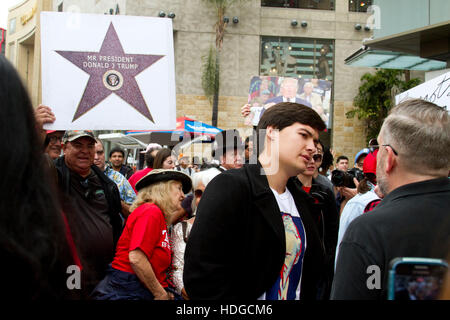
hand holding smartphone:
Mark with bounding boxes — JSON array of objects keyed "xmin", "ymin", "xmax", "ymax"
[{"xmin": 388, "ymin": 257, "xmax": 448, "ymax": 300}]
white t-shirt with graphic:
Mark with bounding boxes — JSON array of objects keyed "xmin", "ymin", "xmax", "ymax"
[{"xmin": 259, "ymin": 188, "xmax": 307, "ymax": 300}]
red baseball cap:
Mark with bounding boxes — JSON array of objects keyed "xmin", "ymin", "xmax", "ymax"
[
  {"xmin": 363, "ymin": 149, "xmax": 378, "ymax": 175},
  {"xmin": 46, "ymin": 130, "xmax": 57, "ymax": 134}
]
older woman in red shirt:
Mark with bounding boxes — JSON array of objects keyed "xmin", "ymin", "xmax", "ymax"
[{"xmin": 91, "ymin": 169, "xmax": 191, "ymax": 300}]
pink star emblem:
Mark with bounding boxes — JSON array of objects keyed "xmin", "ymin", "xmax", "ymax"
[{"xmin": 56, "ymin": 22, "xmax": 164, "ymax": 122}]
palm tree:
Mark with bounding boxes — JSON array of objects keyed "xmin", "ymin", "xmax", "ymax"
[{"xmin": 201, "ymin": 0, "xmax": 241, "ymax": 127}]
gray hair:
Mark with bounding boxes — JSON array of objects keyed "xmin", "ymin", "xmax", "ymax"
[
  {"xmin": 192, "ymin": 168, "xmax": 220, "ymax": 191},
  {"xmin": 191, "ymin": 168, "xmax": 221, "ymax": 213},
  {"xmin": 303, "ymin": 82, "xmax": 313, "ymax": 89},
  {"xmin": 280, "ymin": 77, "xmax": 298, "ymax": 87},
  {"xmin": 379, "ymin": 99, "xmax": 450, "ymax": 175}
]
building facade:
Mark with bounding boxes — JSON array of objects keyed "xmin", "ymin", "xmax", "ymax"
[
  {"xmin": 125, "ymin": 0, "xmax": 376, "ymax": 156},
  {"xmin": 8, "ymin": 0, "xmax": 380, "ymax": 158},
  {"xmin": 5, "ymin": 0, "xmax": 48, "ymax": 107}
]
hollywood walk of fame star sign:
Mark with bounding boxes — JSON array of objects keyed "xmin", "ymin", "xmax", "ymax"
[{"xmin": 56, "ymin": 22, "xmax": 164, "ymax": 123}]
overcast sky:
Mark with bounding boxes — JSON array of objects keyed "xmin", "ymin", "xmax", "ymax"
[{"xmin": 0, "ymin": 0, "xmax": 23, "ymax": 29}]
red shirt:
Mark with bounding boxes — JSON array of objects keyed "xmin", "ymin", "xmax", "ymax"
[
  {"xmin": 112, "ymin": 203, "xmax": 171, "ymax": 287},
  {"xmin": 128, "ymin": 168, "xmax": 152, "ymax": 193},
  {"xmin": 302, "ymin": 186, "xmax": 311, "ymax": 193}
]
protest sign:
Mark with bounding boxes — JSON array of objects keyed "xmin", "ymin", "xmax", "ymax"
[
  {"xmin": 41, "ymin": 12, "xmax": 176, "ymax": 130},
  {"xmin": 244, "ymin": 76, "xmax": 332, "ymax": 127},
  {"xmin": 395, "ymin": 70, "xmax": 449, "ymax": 111}
]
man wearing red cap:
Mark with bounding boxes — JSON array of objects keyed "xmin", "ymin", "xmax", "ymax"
[
  {"xmin": 34, "ymin": 104, "xmax": 65, "ymax": 159},
  {"xmin": 44, "ymin": 130, "xmax": 65, "ymax": 159}
]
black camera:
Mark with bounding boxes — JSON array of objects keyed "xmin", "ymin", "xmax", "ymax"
[
  {"xmin": 348, "ymin": 167, "xmax": 365, "ymax": 182},
  {"xmin": 331, "ymin": 169, "xmax": 357, "ymax": 188}
]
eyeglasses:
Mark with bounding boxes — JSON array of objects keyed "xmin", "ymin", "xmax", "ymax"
[
  {"xmin": 194, "ymin": 189, "xmax": 203, "ymax": 198},
  {"xmin": 49, "ymin": 136, "xmax": 63, "ymax": 143},
  {"xmin": 313, "ymin": 154, "xmax": 323, "ymax": 162},
  {"xmin": 382, "ymin": 144, "xmax": 398, "ymax": 156}
]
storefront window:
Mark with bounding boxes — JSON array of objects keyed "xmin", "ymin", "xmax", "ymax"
[
  {"xmin": 260, "ymin": 36, "xmax": 333, "ymax": 80},
  {"xmin": 9, "ymin": 18, "xmax": 16, "ymax": 35},
  {"xmin": 259, "ymin": 36, "xmax": 334, "ymax": 129},
  {"xmin": 348, "ymin": 0, "xmax": 372, "ymax": 12},
  {"xmin": 261, "ymin": 0, "xmax": 334, "ymax": 10}
]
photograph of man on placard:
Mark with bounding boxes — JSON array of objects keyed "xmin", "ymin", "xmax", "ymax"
[{"xmin": 242, "ymin": 76, "xmax": 331, "ymax": 127}]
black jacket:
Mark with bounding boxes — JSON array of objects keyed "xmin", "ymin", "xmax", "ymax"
[
  {"xmin": 54, "ymin": 156, "xmax": 123, "ymax": 246},
  {"xmin": 294, "ymin": 178, "xmax": 339, "ymax": 258},
  {"xmin": 294, "ymin": 178, "xmax": 339, "ymax": 299},
  {"xmin": 331, "ymin": 177, "xmax": 450, "ymax": 299},
  {"xmin": 184, "ymin": 162, "xmax": 326, "ymax": 300}
]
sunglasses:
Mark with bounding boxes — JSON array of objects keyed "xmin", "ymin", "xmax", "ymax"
[
  {"xmin": 194, "ymin": 189, "xmax": 203, "ymax": 198},
  {"xmin": 48, "ymin": 136, "xmax": 63, "ymax": 143},
  {"xmin": 313, "ymin": 154, "xmax": 323, "ymax": 162}
]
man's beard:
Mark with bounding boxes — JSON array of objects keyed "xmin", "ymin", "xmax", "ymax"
[{"xmin": 376, "ymin": 162, "xmax": 389, "ymax": 197}]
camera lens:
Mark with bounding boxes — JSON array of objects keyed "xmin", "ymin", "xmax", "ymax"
[{"xmin": 331, "ymin": 169, "xmax": 356, "ymax": 188}]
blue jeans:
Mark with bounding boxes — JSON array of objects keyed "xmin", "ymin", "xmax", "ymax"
[{"xmin": 91, "ymin": 265, "xmax": 181, "ymax": 300}]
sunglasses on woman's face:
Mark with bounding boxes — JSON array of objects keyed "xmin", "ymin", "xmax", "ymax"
[
  {"xmin": 194, "ymin": 189, "xmax": 203, "ymax": 198},
  {"xmin": 313, "ymin": 154, "xmax": 323, "ymax": 162},
  {"xmin": 48, "ymin": 135, "xmax": 63, "ymax": 144}
]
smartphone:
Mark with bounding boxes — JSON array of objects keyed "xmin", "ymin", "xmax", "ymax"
[{"xmin": 388, "ymin": 257, "xmax": 448, "ymax": 300}]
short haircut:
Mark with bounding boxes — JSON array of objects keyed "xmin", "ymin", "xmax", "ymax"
[
  {"xmin": 380, "ymin": 98, "xmax": 450, "ymax": 175},
  {"xmin": 257, "ymin": 102, "xmax": 326, "ymax": 133},
  {"xmin": 95, "ymin": 138, "xmax": 104, "ymax": 148},
  {"xmin": 191, "ymin": 168, "xmax": 221, "ymax": 213},
  {"xmin": 336, "ymin": 155, "xmax": 348, "ymax": 163},
  {"xmin": 144, "ymin": 145, "xmax": 162, "ymax": 168},
  {"xmin": 280, "ymin": 77, "xmax": 298, "ymax": 88},
  {"xmin": 109, "ymin": 147, "xmax": 124, "ymax": 158},
  {"xmin": 303, "ymin": 82, "xmax": 313, "ymax": 89},
  {"xmin": 192, "ymin": 168, "xmax": 220, "ymax": 191},
  {"xmin": 256, "ymin": 103, "xmax": 325, "ymax": 155}
]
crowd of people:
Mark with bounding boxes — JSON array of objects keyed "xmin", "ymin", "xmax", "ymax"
[{"xmin": 1, "ymin": 54, "xmax": 449, "ymax": 301}]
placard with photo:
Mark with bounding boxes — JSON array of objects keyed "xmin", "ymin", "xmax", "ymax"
[{"xmin": 244, "ymin": 76, "xmax": 332, "ymax": 128}]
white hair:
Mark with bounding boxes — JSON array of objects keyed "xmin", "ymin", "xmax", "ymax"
[
  {"xmin": 192, "ymin": 168, "xmax": 220, "ymax": 190},
  {"xmin": 190, "ymin": 168, "xmax": 221, "ymax": 214},
  {"xmin": 303, "ymin": 82, "xmax": 313, "ymax": 89}
]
